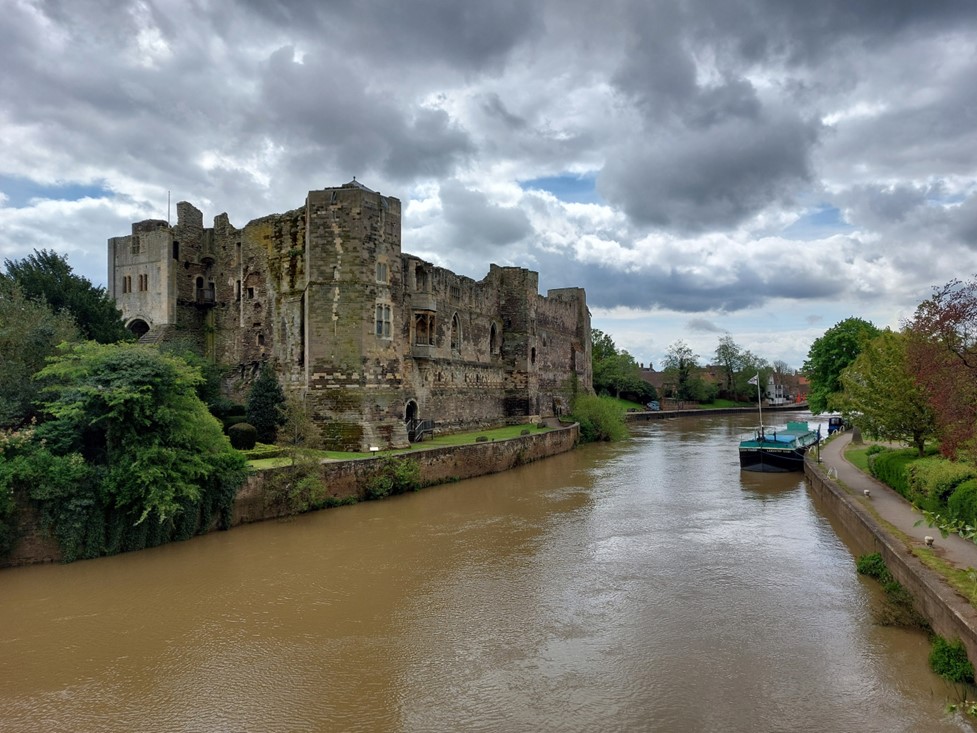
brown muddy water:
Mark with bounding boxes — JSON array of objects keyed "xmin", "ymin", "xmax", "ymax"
[{"xmin": 1, "ymin": 411, "xmax": 974, "ymax": 732}]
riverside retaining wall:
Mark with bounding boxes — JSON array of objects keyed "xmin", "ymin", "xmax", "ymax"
[
  {"xmin": 3, "ymin": 423, "xmax": 579, "ymax": 567},
  {"xmin": 805, "ymin": 457, "xmax": 977, "ymax": 665}
]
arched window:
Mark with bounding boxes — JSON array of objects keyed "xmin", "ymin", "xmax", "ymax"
[
  {"xmin": 451, "ymin": 313, "xmax": 461, "ymax": 351},
  {"xmin": 490, "ymin": 322, "xmax": 500, "ymax": 356}
]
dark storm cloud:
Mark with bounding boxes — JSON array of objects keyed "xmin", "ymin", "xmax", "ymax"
[
  {"xmin": 598, "ymin": 109, "xmax": 818, "ymax": 232},
  {"xmin": 253, "ymin": 47, "xmax": 474, "ymax": 182},
  {"xmin": 236, "ymin": 0, "xmax": 541, "ymax": 71},
  {"xmin": 440, "ymin": 180, "xmax": 532, "ymax": 250}
]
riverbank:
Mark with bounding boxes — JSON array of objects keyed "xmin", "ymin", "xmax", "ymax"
[
  {"xmin": 806, "ymin": 435, "xmax": 977, "ymax": 666},
  {"xmin": 625, "ymin": 402, "xmax": 808, "ymax": 422},
  {"xmin": 1, "ymin": 421, "xmax": 580, "ymax": 567}
]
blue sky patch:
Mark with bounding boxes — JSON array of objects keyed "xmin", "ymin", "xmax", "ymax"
[
  {"xmin": 520, "ymin": 173, "xmax": 601, "ymax": 204},
  {"xmin": 0, "ymin": 176, "xmax": 112, "ymax": 208},
  {"xmin": 782, "ymin": 205, "xmax": 853, "ymax": 240}
]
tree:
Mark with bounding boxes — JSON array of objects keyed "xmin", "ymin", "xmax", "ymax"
[
  {"xmin": 247, "ymin": 361, "xmax": 286, "ymax": 443},
  {"xmin": 591, "ymin": 329, "xmax": 656, "ymax": 402},
  {"xmin": 9, "ymin": 342, "xmax": 249, "ymax": 561},
  {"xmin": 0, "ymin": 280, "xmax": 81, "ymax": 428},
  {"xmin": 803, "ymin": 317, "xmax": 880, "ymax": 413},
  {"xmin": 1, "ymin": 249, "xmax": 131, "ymax": 343},
  {"xmin": 714, "ymin": 335, "xmax": 741, "ymax": 395},
  {"xmin": 662, "ymin": 340, "xmax": 708, "ymax": 402},
  {"xmin": 907, "ymin": 277, "xmax": 977, "ymax": 460},
  {"xmin": 839, "ymin": 330, "xmax": 936, "ymax": 455}
]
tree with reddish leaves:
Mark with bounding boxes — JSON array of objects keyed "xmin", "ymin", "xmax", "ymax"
[{"xmin": 906, "ymin": 277, "xmax": 977, "ymax": 461}]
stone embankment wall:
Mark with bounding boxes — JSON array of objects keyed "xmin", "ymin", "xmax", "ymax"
[
  {"xmin": 2, "ymin": 424, "xmax": 579, "ymax": 567},
  {"xmin": 805, "ymin": 457, "xmax": 977, "ymax": 664},
  {"xmin": 233, "ymin": 423, "xmax": 578, "ymax": 524}
]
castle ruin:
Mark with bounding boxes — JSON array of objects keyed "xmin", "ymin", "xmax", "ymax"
[{"xmin": 108, "ymin": 181, "xmax": 592, "ymax": 450}]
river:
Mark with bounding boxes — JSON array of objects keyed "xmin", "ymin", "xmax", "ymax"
[{"xmin": 0, "ymin": 410, "xmax": 973, "ymax": 732}]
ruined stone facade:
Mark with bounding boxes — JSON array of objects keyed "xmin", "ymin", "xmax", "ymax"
[{"xmin": 108, "ymin": 181, "xmax": 592, "ymax": 450}]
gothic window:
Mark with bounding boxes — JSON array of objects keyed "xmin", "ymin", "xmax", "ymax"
[
  {"xmin": 451, "ymin": 313, "xmax": 461, "ymax": 351},
  {"xmin": 376, "ymin": 261, "xmax": 388, "ymax": 283},
  {"xmin": 138, "ymin": 273, "xmax": 148, "ymax": 291},
  {"xmin": 449, "ymin": 285, "xmax": 461, "ymax": 303},
  {"xmin": 122, "ymin": 275, "xmax": 132, "ymax": 294},
  {"xmin": 375, "ymin": 303, "xmax": 392, "ymax": 339},
  {"xmin": 490, "ymin": 322, "xmax": 500, "ymax": 356}
]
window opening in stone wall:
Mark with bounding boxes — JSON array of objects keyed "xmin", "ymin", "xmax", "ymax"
[
  {"xmin": 376, "ymin": 261, "xmax": 388, "ymax": 283},
  {"xmin": 449, "ymin": 285, "xmax": 461, "ymax": 303},
  {"xmin": 247, "ymin": 286, "xmax": 255, "ymax": 299},
  {"xmin": 375, "ymin": 303, "xmax": 392, "ymax": 339},
  {"xmin": 415, "ymin": 268, "xmax": 428, "ymax": 292},
  {"xmin": 139, "ymin": 273, "xmax": 148, "ymax": 291},
  {"xmin": 257, "ymin": 333, "xmax": 265, "ymax": 346},
  {"xmin": 414, "ymin": 312, "xmax": 435, "ymax": 346},
  {"xmin": 531, "ymin": 347, "xmax": 536, "ymax": 365},
  {"xmin": 451, "ymin": 313, "xmax": 461, "ymax": 351},
  {"xmin": 131, "ymin": 236, "xmax": 141, "ymax": 255},
  {"xmin": 172, "ymin": 241, "xmax": 180, "ymax": 260},
  {"xmin": 490, "ymin": 322, "xmax": 500, "ymax": 356},
  {"xmin": 235, "ymin": 280, "xmax": 241, "ymax": 301},
  {"xmin": 122, "ymin": 275, "xmax": 132, "ymax": 294}
]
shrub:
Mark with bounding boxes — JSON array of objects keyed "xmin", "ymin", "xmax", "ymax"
[
  {"xmin": 365, "ymin": 457, "xmax": 421, "ymax": 500},
  {"xmin": 869, "ymin": 448, "xmax": 917, "ymax": 500},
  {"xmin": 228, "ymin": 423, "xmax": 258, "ymax": 450},
  {"xmin": 264, "ymin": 463, "xmax": 327, "ymax": 514},
  {"xmin": 930, "ymin": 636, "xmax": 975, "ymax": 683},
  {"xmin": 907, "ymin": 457, "xmax": 977, "ymax": 510},
  {"xmin": 947, "ymin": 479, "xmax": 977, "ymax": 527},
  {"xmin": 246, "ymin": 362, "xmax": 285, "ymax": 443},
  {"xmin": 856, "ymin": 552, "xmax": 890, "ymax": 582},
  {"xmin": 571, "ymin": 394, "xmax": 629, "ymax": 443}
]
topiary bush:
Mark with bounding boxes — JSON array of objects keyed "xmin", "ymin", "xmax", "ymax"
[
  {"xmin": 947, "ymin": 479, "xmax": 977, "ymax": 527},
  {"xmin": 228, "ymin": 422, "xmax": 258, "ymax": 450},
  {"xmin": 907, "ymin": 458, "xmax": 977, "ymax": 511},
  {"xmin": 930, "ymin": 636, "xmax": 975, "ymax": 683},
  {"xmin": 869, "ymin": 448, "xmax": 917, "ymax": 500}
]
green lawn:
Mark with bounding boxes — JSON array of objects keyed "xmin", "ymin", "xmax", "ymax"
[{"xmin": 246, "ymin": 423, "xmax": 553, "ymax": 468}]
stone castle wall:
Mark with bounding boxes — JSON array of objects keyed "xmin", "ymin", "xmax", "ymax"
[{"xmin": 108, "ymin": 181, "xmax": 592, "ymax": 450}]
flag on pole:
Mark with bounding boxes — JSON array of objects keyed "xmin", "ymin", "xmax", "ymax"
[{"xmin": 747, "ymin": 373, "xmax": 759, "ymax": 386}]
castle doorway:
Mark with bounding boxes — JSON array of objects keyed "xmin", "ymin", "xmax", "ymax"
[
  {"xmin": 128, "ymin": 318, "xmax": 150, "ymax": 339},
  {"xmin": 405, "ymin": 400, "xmax": 418, "ymax": 424}
]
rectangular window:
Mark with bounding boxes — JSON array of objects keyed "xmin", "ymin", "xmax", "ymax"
[
  {"xmin": 247, "ymin": 287, "xmax": 255, "ymax": 299},
  {"xmin": 449, "ymin": 285, "xmax": 461, "ymax": 303},
  {"xmin": 375, "ymin": 304, "xmax": 392, "ymax": 338},
  {"xmin": 131, "ymin": 236, "xmax": 140, "ymax": 255},
  {"xmin": 376, "ymin": 262, "xmax": 388, "ymax": 283},
  {"xmin": 122, "ymin": 275, "xmax": 131, "ymax": 294}
]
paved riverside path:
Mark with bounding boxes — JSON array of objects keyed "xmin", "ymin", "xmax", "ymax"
[{"xmin": 818, "ymin": 431, "xmax": 977, "ymax": 572}]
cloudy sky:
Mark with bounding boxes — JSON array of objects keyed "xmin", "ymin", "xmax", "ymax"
[{"xmin": 3, "ymin": 0, "xmax": 977, "ymax": 371}]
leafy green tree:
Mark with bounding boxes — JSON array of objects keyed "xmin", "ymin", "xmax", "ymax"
[
  {"xmin": 839, "ymin": 330, "xmax": 936, "ymax": 456},
  {"xmin": 714, "ymin": 335, "xmax": 741, "ymax": 395},
  {"xmin": 803, "ymin": 317, "xmax": 880, "ymax": 413},
  {"xmin": 1, "ymin": 249, "xmax": 131, "ymax": 343},
  {"xmin": 662, "ymin": 340, "xmax": 708, "ymax": 402},
  {"xmin": 0, "ymin": 280, "xmax": 81, "ymax": 428},
  {"xmin": 591, "ymin": 329, "xmax": 655, "ymax": 402},
  {"xmin": 247, "ymin": 361, "xmax": 286, "ymax": 443},
  {"xmin": 12, "ymin": 342, "xmax": 249, "ymax": 561}
]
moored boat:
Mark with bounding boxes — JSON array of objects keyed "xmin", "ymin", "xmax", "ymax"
[{"xmin": 739, "ymin": 421, "xmax": 820, "ymax": 472}]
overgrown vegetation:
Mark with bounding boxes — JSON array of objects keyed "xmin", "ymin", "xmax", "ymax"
[
  {"xmin": 0, "ymin": 342, "xmax": 250, "ymax": 562},
  {"xmin": 855, "ymin": 552, "xmax": 929, "ymax": 629},
  {"xmin": 571, "ymin": 394, "xmax": 629, "ymax": 443},
  {"xmin": 930, "ymin": 636, "xmax": 975, "ymax": 683},
  {"xmin": 364, "ymin": 456, "xmax": 422, "ymax": 499}
]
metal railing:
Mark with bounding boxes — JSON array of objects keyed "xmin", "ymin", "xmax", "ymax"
[{"xmin": 407, "ymin": 418, "xmax": 434, "ymax": 443}]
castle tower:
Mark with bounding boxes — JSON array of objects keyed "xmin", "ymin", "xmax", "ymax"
[{"xmin": 303, "ymin": 181, "xmax": 408, "ymax": 450}]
